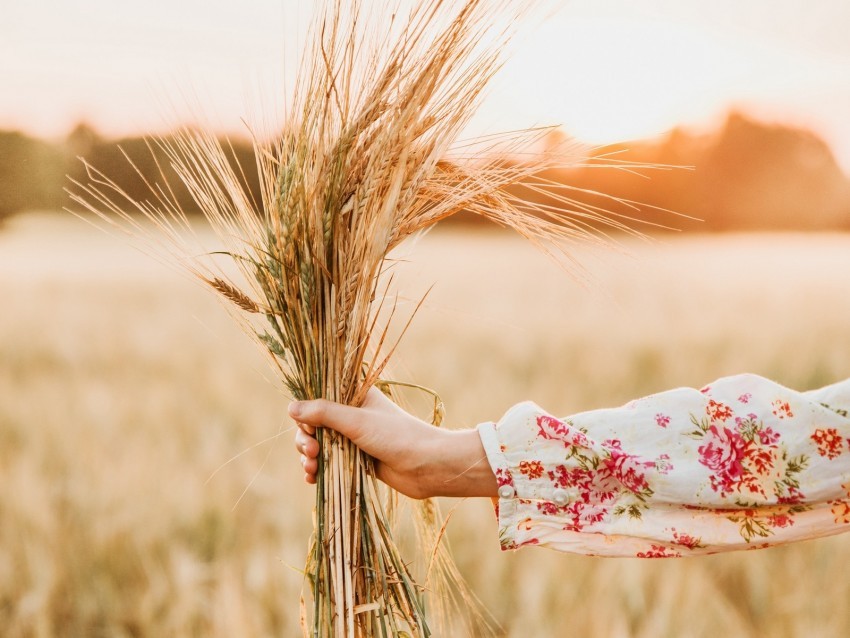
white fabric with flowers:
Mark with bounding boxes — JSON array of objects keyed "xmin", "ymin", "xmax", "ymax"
[{"xmin": 477, "ymin": 374, "xmax": 850, "ymax": 556}]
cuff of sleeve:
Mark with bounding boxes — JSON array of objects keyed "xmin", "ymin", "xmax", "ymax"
[
  {"xmin": 478, "ymin": 402, "xmax": 587, "ymax": 552},
  {"xmin": 477, "ymin": 420, "xmax": 522, "ymax": 550},
  {"xmin": 476, "ymin": 421, "xmax": 513, "ymax": 494}
]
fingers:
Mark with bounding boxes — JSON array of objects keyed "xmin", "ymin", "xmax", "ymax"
[
  {"xmin": 300, "ymin": 422, "xmax": 316, "ymax": 436},
  {"xmin": 297, "ymin": 441, "xmax": 319, "ymax": 484},
  {"xmin": 295, "ymin": 427, "xmax": 319, "ymax": 458},
  {"xmin": 302, "ymin": 454, "xmax": 318, "ymax": 475}
]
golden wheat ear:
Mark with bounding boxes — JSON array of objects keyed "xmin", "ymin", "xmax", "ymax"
[{"xmin": 68, "ymin": 1, "xmax": 680, "ymax": 635}]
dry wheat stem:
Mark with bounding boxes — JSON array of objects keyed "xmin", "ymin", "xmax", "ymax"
[{"xmin": 67, "ymin": 1, "xmax": 672, "ymax": 635}]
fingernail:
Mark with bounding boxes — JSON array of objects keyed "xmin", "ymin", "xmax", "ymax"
[{"xmin": 289, "ymin": 401, "xmax": 303, "ymax": 418}]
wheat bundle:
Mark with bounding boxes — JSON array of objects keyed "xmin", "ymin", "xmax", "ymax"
[{"xmin": 70, "ymin": 1, "xmax": 666, "ymax": 635}]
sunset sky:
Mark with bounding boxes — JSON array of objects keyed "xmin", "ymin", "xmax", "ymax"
[{"xmin": 3, "ymin": 0, "xmax": 850, "ymax": 170}]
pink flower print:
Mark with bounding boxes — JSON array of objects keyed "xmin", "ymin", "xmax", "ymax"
[
  {"xmin": 734, "ymin": 413, "xmax": 759, "ymax": 428},
  {"xmin": 548, "ymin": 466, "xmax": 593, "ymax": 493},
  {"xmin": 576, "ymin": 502, "xmax": 607, "ymax": 526},
  {"xmin": 495, "ymin": 467, "xmax": 514, "ymax": 488},
  {"xmin": 707, "ymin": 399, "xmax": 734, "ymax": 422},
  {"xmin": 549, "ymin": 465, "xmax": 619, "ymax": 505},
  {"xmin": 757, "ymin": 426, "xmax": 780, "ymax": 445},
  {"xmin": 767, "ymin": 513, "xmax": 794, "ymax": 529},
  {"xmin": 811, "ymin": 428, "xmax": 846, "ymax": 460},
  {"xmin": 518, "ymin": 460, "xmax": 545, "ymax": 479},
  {"xmin": 655, "ymin": 413, "xmax": 671, "ymax": 428},
  {"xmin": 671, "ymin": 529, "xmax": 704, "ymax": 549},
  {"xmin": 588, "ymin": 481, "xmax": 618, "ymax": 505},
  {"xmin": 699, "ymin": 426, "xmax": 746, "ymax": 476},
  {"xmin": 738, "ymin": 393, "xmax": 752, "ymax": 404},
  {"xmin": 599, "ymin": 449, "xmax": 650, "ymax": 494},
  {"xmin": 537, "ymin": 502, "xmax": 568, "ymax": 516},
  {"xmin": 778, "ymin": 486, "xmax": 805, "ymax": 505},
  {"xmin": 602, "ymin": 439, "xmax": 622, "ymax": 451},
  {"xmin": 698, "ymin": 426, "xmax": 747, "ymax": 494},
  {"xmin": 700, "ymin": 386, "xmax": 711, "ymax": 394},
  {"xmin": 562, "ymin": 502, "xmax": 608, "ymax": 531},
  {"xmin": 536, "ymin": 415, "xmax": 589, "ymax": 448},
  {"xmin": 772, "ymin": 399, "xmax": 794, "ymax": 419},
  {"xmin": 636, "ymin": 544, "xmax": 681, "ymax": 558}
]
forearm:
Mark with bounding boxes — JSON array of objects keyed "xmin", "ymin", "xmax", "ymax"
[{"xmin": 424, "ymin": 429, "xmax": 498, "ymax": 498}]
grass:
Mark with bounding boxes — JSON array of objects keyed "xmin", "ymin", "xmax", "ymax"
[{"xmin": 2, "ymin": 212, "xmax": 850, "ymax": 636}]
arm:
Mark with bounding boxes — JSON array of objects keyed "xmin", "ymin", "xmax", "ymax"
[{"xmin": 292, "ymin": 374, "xmax": 850, "ymax": 556}]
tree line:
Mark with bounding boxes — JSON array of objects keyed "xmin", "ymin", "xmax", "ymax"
[
  {"xmin": 2, "ymin": 113, "xmax": 849, "ymax": 231},
  {"xmin": 0, "ymin": 123, "xmax": 258, "ymax": 221}
]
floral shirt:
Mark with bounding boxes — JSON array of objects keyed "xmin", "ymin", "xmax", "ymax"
[{"xmin": 477, "ymin": 374, "xmax": 850, "ymax": 557}]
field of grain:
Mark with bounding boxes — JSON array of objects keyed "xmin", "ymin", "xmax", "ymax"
[{"xmin": 2, "ymin": 211, "xmax": 850, "ymax": 637}]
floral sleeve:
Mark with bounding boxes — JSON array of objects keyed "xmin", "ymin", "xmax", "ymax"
[{"xmin": 476, "ymin": 374, "xmax": 850, "ymax": 557}]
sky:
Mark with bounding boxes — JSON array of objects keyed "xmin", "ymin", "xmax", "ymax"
[{"xmin": 3, "ymin": 0, "xmax": 850, "ymax": 171}]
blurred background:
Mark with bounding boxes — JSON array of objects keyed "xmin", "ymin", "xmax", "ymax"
[
  {"xmin": 2, "ymin": 1, "xmax": 850, "ymax": 636},
  {"xmin": 4, "ymin": 1, "xmax": 850, "ymax": 228}
]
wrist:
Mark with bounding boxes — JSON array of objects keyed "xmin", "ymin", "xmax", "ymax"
[{"xmin": 424, "ymin": 428, "xmax": 498, "ymax": 498}]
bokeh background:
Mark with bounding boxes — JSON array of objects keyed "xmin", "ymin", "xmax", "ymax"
[{"xmin": 2, "ymin": 1, "xmax": 850, "ymax": 636}]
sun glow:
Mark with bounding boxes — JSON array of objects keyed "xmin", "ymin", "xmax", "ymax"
[
  {"xmin": 473, "ymin": 3, "xmax": 850, "ymax": 163},
  {"xmin": 2, "ymin": 1, "xmax": 850, "ymax": 169}
]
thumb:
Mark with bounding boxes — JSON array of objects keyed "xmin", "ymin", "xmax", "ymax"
[{"xmin": 288, "ymin": 398, "xmax": 366, "ymax": 443}]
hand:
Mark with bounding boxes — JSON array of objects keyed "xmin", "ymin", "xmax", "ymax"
[{"xmin": 290, "ymin": 387, "xmax": 498, "ymax": 499}]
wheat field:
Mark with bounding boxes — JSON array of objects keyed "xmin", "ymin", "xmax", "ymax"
[{"xmin": 2, "ymin": 211, "xmax": 850, "ymax": 637}]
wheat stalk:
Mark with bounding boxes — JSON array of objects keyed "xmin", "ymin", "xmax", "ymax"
[{"xmin": 68, "ymin": 1, "xmax": 673, "ymax": 635}]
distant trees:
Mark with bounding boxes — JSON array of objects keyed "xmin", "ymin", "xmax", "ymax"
[
  {"xmin": 0, "ymin": 123, "xmax": 259, "ymax": 221},
  {"xmin": 537, "ymin": 112, "xmax": 850, "ymax": 232},
  {"xmin": 1, "ymin": 112, "xmax": 849, "ymax": 231},
  {"xmin": 700, "ymin": 113, "xmax": 850, "ymax": 230},
  {"xmin": 0, "ymin": 131, "xmax": 67, "ymax": 217},
  {"xmin": 66, "ymin": 125, "xmax": 261, "ymax": 218}
]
